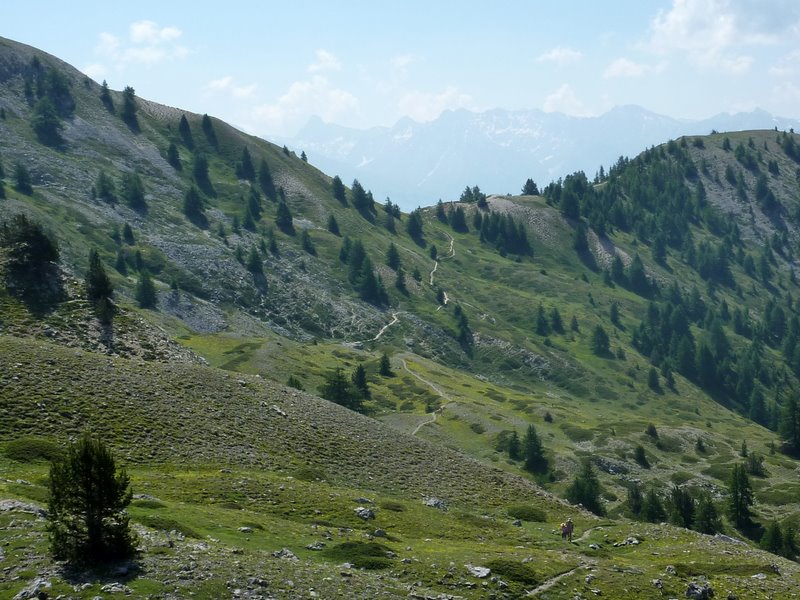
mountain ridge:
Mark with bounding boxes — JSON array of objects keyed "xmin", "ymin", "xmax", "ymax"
[{"xmin": 283, "ymin": 105, "xmax": 800, "ymax": 209}]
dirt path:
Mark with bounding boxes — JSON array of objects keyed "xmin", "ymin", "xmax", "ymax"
[
  {"xmin": 526, "ymin": 563, "xmax": 584, "ymax": 596},
  {"xmin": 526, "ymin": 527, "xmax": 600, "ymax": 596},
  {"xmin": 401, "ymin": 357, "xmax": 454, "ymax": 436},
  {"xmin": 372, "ymin": 312, "xmax": 398, "ymax": 341},
  {"xmin": 429, "ymin": 260, "xmax": 438, "ymax": 286}
]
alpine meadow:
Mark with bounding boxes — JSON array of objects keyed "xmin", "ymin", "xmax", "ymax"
[{"xmin": 4, "ymin": 35, "xmax": 800, "ymax": 599}]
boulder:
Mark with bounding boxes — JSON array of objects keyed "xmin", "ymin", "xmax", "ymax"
[
  {"xmin": 354, "ymin": 506, "xmax": 375, "ymax": 520},
  {"xmin": 685, "ymin": 581, "xmax": 714, "ymax": 599},
  {"xmin": 465, "ymin": 564, "xmax": 491, "ymax": 578}
]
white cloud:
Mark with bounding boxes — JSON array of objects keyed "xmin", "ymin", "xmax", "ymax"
[
  {"xmin": 603, "ymin": 57, "xmax": 665, "ymax": 78},
  {"xmin": 646, "ymin": 0, "xmax": 800, "ymax": 73},
  {"xmin": 208, "ymin": 75, "xmax": 233, "ymax": 91},
  {"xmin": 81, "ymin": 63, "xmax": 107, "ymax": 79},
  {"xmin": 397, "ymin": 86, "xmax": 474, "ymax": 122},
  {"xmin": 252, "ymin": 75, "xmax": 359, "ymax": 135},
  {"xmin": 542, "ymin": 84, "xmax": 591, "ymax": 117},
  {"xmin": 392, "ymin": 54, "xmax": 415, "ymax": 70},
  {"xmin": 205, "ymin": 75, "xmax": 256, "ymax": 100},
  {"xmin": 536, "ymin": 46, "xmax": 583, "ymax": 66},
  {"xmin": 94, "ymin": 21, "xmax": 188, "ymax": 68},
  {"xmin": 308, "ymin": 49, "xmax": 341, "ymax": 72},
  {"xmin": 232, "ymin": 84, "xmax": 257, "ymax": 99},
  {"xmin": 769, "ymin": 49, "xmax": 800, "ymax": 76}
]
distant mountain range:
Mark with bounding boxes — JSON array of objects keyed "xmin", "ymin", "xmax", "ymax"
[{"xmin": 279, "ymin": 106, "xmax": 800, "ymax": 210}]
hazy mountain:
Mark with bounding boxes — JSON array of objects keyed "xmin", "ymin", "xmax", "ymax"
[{"xmin": 284, "ymin": 106, "xmax": 800, "ymax": 210}]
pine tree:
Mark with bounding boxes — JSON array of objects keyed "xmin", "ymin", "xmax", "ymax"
[
  {"xmin": 246, "ymin": 247, "xmax": 263, "ymax": 274},
  {"xmin": 760, "ymin": 521, "xmax": 783, "ymax": 555},
  {"xmin": 320, "ymin": 368, "xmax": 361, "ymax": 411},
  {"xmin": 135, "ymin": 269, "xmax": 157, "ymax": 308},
  {"xmin": 192, "ymin": 153, "xmax": 213, "ymax": 195},
  {"xmin": 14, "ymin": 162, "xmax": 33, "ymax": 195},
  {"xmin": 351, "ymin": 364, "xmax": 371, "ymax": 399},
  {"xmin": 95, "ymin": 170, "xmax": 117, "ymax": 204},
  {"xmin": 668, "ymin": 484, "xmax": 695, "ymax": 528},
  {"xmin": 386, "ymin": 242, "xmax": 401, "ymax": 270},
  {"xmin": 327, "ymin": 214, "xmax": 340, "ymax": 235},
  {"xmin": 550, "ymin": 307, "xmax": 564, "ymax": 334},
  {"xmin": 121, "ymin": 171, "xmax": 146, "ymax": 211},
  {"xmin": 522, "ymin": 178, "xmax": 539, "ymax": 195},
  {"xmin": 122, "ymin": 223, "xmax": 135, "ymax": 245},
  {"xmin": 626, "ymin": 481, "xmax": 643, "ymax": 516},
  {"xmin": 642, "ymin": 488, "xmax": 666, "ymax": 523},
  {"xmin": 201, "ymin": 114, "xmax": 217, "ymax": 147},
  {"xmin": 120, "ymin": 86, "xmax": 138, "ymax": 130},
  {"xmin": 406, "ymin": 209, "xmax": 424, "ymax": 242},
  {"xmin": 237, "ymin": 147, "xmax": 255, "ymax": 181},
  {"xmin": 780, "ymin": 395, "xmax": 800, "ymax": 454},
  {"xmin": 522, "ymin": 424, "xmax": 548, "ymax": 474},
  {"xmin": 535, "ymin": 304, "xmax": 550, "ymax": 335},
  {"xmin": 183, "ymin": 186, "xmax": 207, "ymax": 228},
  {"xmin": 379, "ymin": 353, "xmax": 392, "ymax": 376},
  {"xmin": 591, "ymin": 325, "xmax": 610, "ymax": 356},
  {"xmin": 178, "ymin": 114, "xmax": 194, "ymax": 149},
  {"xmin": 331, "ymin": 175, "xmax": 347, "ymax": 205},
  {"xmin": 693, "ymin": 491, "xmax": 720, "ymax": 534},
  {"xmin": 85, "ymin": 248, "xmax": 113, "ymax": 305},
  {"xmin": 167, "ymin": 142, "xmax": 181, "ymax": 170},
  {"xmin": 275, "ymin": 201, "xmax": 294, "ymax": 235},
  {"xmin": 727, "ymin": 463, "xmax": 754, "ymax": 529},
  {"xmin": 48, "ymin": 433, "xmax": 135, "ymax": 564},
  {"xmin": 565, "ymin": 460, "xmax": 604, "ymax": 515},
  {"xmin": 259, "ymin": 159, "xmax": 276, "ymax": 200},
  {"xmin": 301, "ymin": 230, "xmax": 316, "ymax": 255},
  {"xmin": 507, "ymin": 431, "xmax": 521, "ymax": 460},
  {"xmin": 30, "ymin": 97, "xmax": 64, "ymax": 146},
  {"xmin": 99, "ymin": 80, "xmax": 114, "ymax": 112}
]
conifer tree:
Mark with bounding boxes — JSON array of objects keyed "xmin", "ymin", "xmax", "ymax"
[
  {"xmin": 85, "ymin": 248, "xmax": 113, "ymax": 305},
  {"xmin": 178, "ymin": 114, "xmax": 194, "ymax": 149},
  {"xmin": 31, "ymin": 97, "xmax": 64, "ymax": 146},
  {"xmin": 566, "ymin": 460, "xmax": 604, "ymax": 515},
  {"xmin": 48, "ymin": 433, "xmax": 135, "ymax": 564},
  {"xmin": 301, "ymin": 229, "xmax": 316, "ymax": 255},
  {"xmin": 320, "ymin": 367, "xmax": 361, "ymax": 411},
  {"xmin": 668, "ymin": 484, "xmax": 695, "ymax": 528},
  {"xmin": 351, "ymin": 364, "xmax": 370, "ymax": 399},
  {"xmin": 246, "ymin": 247, "xmax": 263, "ymax": 274},
  {"xmin": 120, "ymin": 86, "xmax": 138, "ymax": 130},
  {"xmin": 275, "ymin": 201, "xmax": 294, "ymax": 235},
  {"xmin": 507, "ymin": 431, "xmax": 521, "ymax": 461},
  {"xmin": 99, "ymin": 80, "xmax": 114, "ymax": 112},
  {"xmin": 727, "ymin": 463, "xmax": 754, "ymax": 529},
  {"xmin": 122, "ymin": 223, "xmax": 135, "ymax": 245},
  {"xmin": 259, "ymin": 158, "xmax": 276, "ymax": 200},
  {"xmin": 327, "ymin": 214, "xmax": 340, "ymax": 236},
  {"xmin": 522, "ymin": 425, "xmax": 548, "ymax": 474},
  {"xmin": 183, "ymin": 186, "xmax": 207, "ymax": 228},
  {"xmin": 135, "ymin": 269, "xmax": 157, "ymax": 308},
  {"xmin": 121, "ymin": 171, "xmax": 146, "ymax": 211},
  {"xmin": 167, "ymin": 142, "xmax": 181, "ymax": 170},
  {"xmin": 642, "ymin": 488, "xmax": 666, "ymax": 523},
  {"xmin": 379, "ymin": 352, "xmax": 392, "ymax": 376},
  {"xmin": 693, "ymin": 491, "xmax": 720, "ymax": 534},
  {"xmin": 626, "ymin": 481, "xmax": 643, "ymax": 516},
  {"xmin": 331, "ymin": 175, "xmax": 347, "ymax": 205},
  {"xmin": 386, "ymin": 242, "xmax": 401, "ymax": 270},
  {"xmin": 201, "ymin": 114, "xmax": 217, "ymax": 147},
  {"xmin": 95, "ymin": 170, "xmax": 117, "ymax": 204},
  {"xmin": 237, "ymin": 147, "xmax": 255, "ymax": 181},
  {"xmin": 14, "ymin": 162, "xmax": 33, "ymax": 195},
  {"xmin": 591, "ymin": 325, "xmax": 610, "ymax": 356}
]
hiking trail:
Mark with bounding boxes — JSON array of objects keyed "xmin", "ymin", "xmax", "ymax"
[{"xmin": 401, "ymin": 357, "xmax": 454, "ymax": 436}]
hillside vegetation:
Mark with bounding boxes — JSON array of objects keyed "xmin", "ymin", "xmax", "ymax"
[{"xmin": 2, "ymin": 36, "xmax": 800, "ymax": 598}]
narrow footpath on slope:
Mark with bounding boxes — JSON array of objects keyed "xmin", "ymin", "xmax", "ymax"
[{"xmin": 401, "ymin": 357, "xmax": 455, "ymax": 436}]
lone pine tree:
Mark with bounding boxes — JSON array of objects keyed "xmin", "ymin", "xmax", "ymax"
[{"xmin": 48, "ymin": 433, "xmax": 135, "ymax": 564}]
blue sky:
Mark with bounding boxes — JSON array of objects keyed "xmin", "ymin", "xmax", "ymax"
[{"xmin": 5, "ymin": 1, "xmax": 800, "ymax": 137}]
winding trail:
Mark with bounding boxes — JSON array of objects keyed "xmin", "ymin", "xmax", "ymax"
[
  {"xmin": 525, "ymin": 527, "xmax": 601, "ymax": 596},
  {"xmin": 372, "ymin": 312, "xmax": 398, "ymax": 341},
  {"xmin": 429, "ymin": 260, "xmax": 438, "ymax": 286},
  {"xmin": 401, "ymin": 357, "xmax": 454, "ymax": 436},
  {"xmin": 526, "ymin": 564, "xmax": 585, "ymax": 597}
]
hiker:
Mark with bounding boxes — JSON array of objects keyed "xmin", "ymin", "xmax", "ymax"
[{"xmin": 560, "ymin": 518, "xmax": 574, "ymax": 541}]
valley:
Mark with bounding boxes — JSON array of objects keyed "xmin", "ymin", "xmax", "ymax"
[{"xmin": 2, "ymin": 35, "xmax": 800, "ymax": 598}]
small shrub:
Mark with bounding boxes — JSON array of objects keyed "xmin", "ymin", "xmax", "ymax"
[
  {"xmin": 379, "ymin": 500, "xmax": 405, "ymax": 512},
  {"xmin": 3, "ymin": 436, "xmax": 63, "ymax": 462},
  {"xmin": 470, "ymin": 422, "xmax": 486, "ymax": 434},
  {"xmin": 294, "ymin": 466, "xmax": 326, "ymax": 482},
  {"xmin": 645, "ymin": 423, "xmax": 658, "ymax": 438},
  {"xmin": 136, "ymin": 514, "xmax": 200, "ymax": 538},
  {"xmin": 131, "ymin": 499, "xmax": 166, "ymax": 509},
  {"xmin": 323, "ymin": 541, "xmax": 393, "ymax": 570},
  {"xmin": 484, "ymin": 558, "xmax": 538, "ymax": 586},
  {"xmin": 506, "ymin": 504, "xmax": 547, "ymax": 522}
]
